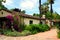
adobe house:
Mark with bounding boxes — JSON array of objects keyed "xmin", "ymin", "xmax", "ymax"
[
  {"xmin": 0, "ymin": 9, "xmax": 14, "ymax": 30},
  {"xmin": 0, "ymin": 9, "xmax": 55, "ymax": 29}
]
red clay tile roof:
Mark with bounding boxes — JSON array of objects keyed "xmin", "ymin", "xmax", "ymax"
[
  {"xmin": 19, "ymin": 13, "xmax": 46, "ymax": 20},
  {"xmin": 0, "ymin": 9, "xmax": 46, "ymax": 20},
  {"xmin": 0, "ymin": 9, "xmax": 12, "ymax": 13},
  {"xmin": 52, "ymin": 20, "xmax": 60, "ymax": 22}
]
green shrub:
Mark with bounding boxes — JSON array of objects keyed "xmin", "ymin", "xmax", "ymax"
[
  {"xmin": 56, "ymin": 25, "xmax": 60, "ymax": 38},
  {"xmin": 57, "ymin": 31, "xmax": 60, "ymax": 38},
  {"xmin": 0, "ymin": 28, "xmax": 3, "ymax": 34},
  {"xmin": 3, "ymin": 29, "xmax": 21, "ymax": 37},
  {"xmin": 0, "ymin": 24, "xmax": 50, "ymax": 36},
  {"xmin": 25, "ymin": 24, "xmax": 40, "ymax": 34},
  {"xmin": 20, "ymin": 30, "xmax": 31, "ymax": 36},
  {"xmin": 39, "ymin": 24, "xmax": 50, "ymax": 32},
  {"xmin": 25, "ymin": 24, "xmax": 50, "ymax": 34},
  {"xmin": 19, "ymin": 24, "xmax": 26, "ymax": 31},
  {"xmin": 3, "ymin": 29, "xmax": 31, "ymax": 36},
  {"xmin": 4, "ymin": 31, "xmax": 21, "ymax": 37},
  {"xmin": 56, "ymin": 24, "xmax": 60, "ymax": 30}
]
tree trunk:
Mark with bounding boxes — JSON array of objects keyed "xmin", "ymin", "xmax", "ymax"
[
  {"xmin": 39, "ymin": 0, "xmax": 41, "ymax": 24},
  {"xmin": 50, "ymin": 3, "xmax": 53, "ymax": 28}
]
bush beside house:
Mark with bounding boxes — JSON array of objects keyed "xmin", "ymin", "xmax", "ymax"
[
  {"xmin": 25, "ymin": 24, "xmax": 50, "ymax": 34},
  {"xmin": 0, "ymin": 24, "xmax": 50, "ymax": 36},
  {"xmin": 56, "ymin": 25, "xmax": 60, "ymax": 38}
]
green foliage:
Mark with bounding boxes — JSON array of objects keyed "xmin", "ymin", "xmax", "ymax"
[
  {"xmin": 45, "ymin": 11, "xmax": 52, "ymax": 19},
  {"xmin": 25, "ymin": 24, "xmax": 39, "ymax": 34},
  {"xmin": 13, "ymin": 14, "xmax": 19, "ymax": 25},
  {"xmin": 0, "ymin": 28, "xmax": 3, "ymax": 34},
  {"xmin": 25, "ymin": 24, "xmax": 50, "ymax": 34},
  {"xmin": 56, "ymin": 25, "xmax": 60, "ymax": 29},
  {"xmin": 39, "ymin": 24, "xmax": 50, "ymax": 32},
  {"xmin": 20, "ymin": 30, "xmax": 31, "ymax": 36},
  {"xmin": 33, "ymin": 13, "xmax": 39, "ymax": 17},
  {"xmin": 4, "ymin": 31, "xmax": 21, "ymax": 37},
  {"xmin": 3, "ymin": 29, "xmax": 31, "ymax": 36},
  {"xmin": 10, "ymin": 8, "xmax": 21, "ymax": 12},
  {"xmin": 0, "ymin": 24, "xmax": 50, "ymax": 36},
  {"xmin": 21, "ymin": 10, "xmax": 26, "ymax": 14},
  {"xmin": 33, "ymin": 11, "xmax": 60, "ymax": 20},
  {"xmin": 57, "ymin": 31, "xmax": 60, "ymax": 38},
  {"xmin": 56, "ymin": 24, "xmax": 60, "ymax": 38},
  {"xmin": 47, "ymin": 0, "xmax": 54, "ymax": 4},
  {"xmin": 0, "ymin": 2, "xmax": 7, "ymax": 10},
  {"xmin": 19, "ymin": 24, "xmax": 26, "ymax": 31}
]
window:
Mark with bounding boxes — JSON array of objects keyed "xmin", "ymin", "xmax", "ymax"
[
  {"xmin": 40, "ymin": 21, "xmax": 45, "ymax": 24},
  {"xmin": 40, "ymin": 21, "xmax": 43, "ymax": 24},
  {"xmin": 29, "ymin": 20, "xmax": 33, "ymax": 24},
  {"xmin": 1, "ymin": 12, "xmax": 3, "ymax": 15}
]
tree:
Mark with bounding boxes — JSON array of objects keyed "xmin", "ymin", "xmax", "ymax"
[
  {"xmin": 0, "ymin": 1, "xmax": 7, "ymax": 10},
  {"xmin": 39, "ymin": 0, "xmax": 41, "ymax": 16},
  {"xmin": 43, "ymin": 2, "xmax": 49, "ymax": 13},
  {"xmin": 10, "ymin": 8, "xmax": 26, "ymax": 14},
  {"xmin": 47, "ymin": 0, "xmax": 55, "ymax": 27},
  {"xmin": 33, "ymin": 13, "xmax": 39, "ymax": 17},
  {"xmin": 47, "ymin": 0, "xmax": 54, "ymax": 19},
  {"xmin": 10, "ymin": 8, "xmax": 21, "ymax": 12},
  {"xmin": 52, "ymin": 12, "xmax": 60, "ymax": 19},
  {"xmin": 39, "ymin": 0, "xmax": 42, "ymax": 24},
  {"xmin": 39, "ymin": 2, "xmax": 49, "ymax": 17},
  {"xmin": 33, "ymin": 11, "xmax": 60, "ymax": 20},
  {"xmin": 21, "ymin": 10, "xmax": 26, "ymax": 14}
]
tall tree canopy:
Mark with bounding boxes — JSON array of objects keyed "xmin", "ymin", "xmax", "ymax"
[
  {"xmin": 47, "ymin": 0, "xmax": 55, "ymax": 19},
  {"xmin": 0, "ymin": 1, "xmax": 7, "ymax": 10},
  {"xmin": 33, "ymin": 0, "xmax": 60, "ymax": 20},
  {"xmin": 10, "ymin": 8, "xmax": 26, "ymax": 14}
]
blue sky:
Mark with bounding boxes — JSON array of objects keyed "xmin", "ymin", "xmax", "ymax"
[{"xmin": 2, "ymin": 0, "xmax": 60, "ymax": 15}]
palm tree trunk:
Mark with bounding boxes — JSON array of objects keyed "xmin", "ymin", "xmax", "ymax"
[
  {"xmin": 50, "ymin": 3, "xmax": 53, "ymax": 18},
  {"xmin": 50, "ymin": 3, "xmax": 53, "ymax": 28},
  {"xmin": 39, "ymin": 0, "xmax": 41, "ymax": 23}
]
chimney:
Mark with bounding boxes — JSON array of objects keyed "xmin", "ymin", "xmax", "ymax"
[{"xmin": 41, "ymin": 15, "xmax": 46, "ymax": 19}]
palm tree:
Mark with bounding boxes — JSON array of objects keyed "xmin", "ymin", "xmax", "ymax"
[
  {"xmin": 47, "ymin": 0, "xmax": 55, "ymax": 27},
  {"xmin": 43, "ymin": 2, "xmax": 49, "ymax": 12},
  {"xmin": 47, "ymin": 0, "xmax": 54, "ymax": 19},
  {"xmin": 39, "ymin": 0, "xmax": 41, "ymax": 23}
]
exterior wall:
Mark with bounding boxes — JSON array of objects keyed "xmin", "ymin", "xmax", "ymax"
[
  {"xmin": 41, "ymin": 20, "xmax": 46, "ymax": 24},
  {"xmin": 46, "ymin": 19, "xmax": 51, "ymax": 27},
  {"xmin": 23, "ymin": 18, "xmax": 51, "ymax": 27},
  {"xmin": 0, "ymin": 10, "xmax": 12, "ymax": 17},
  {"xmin": 24, "ymin": 18, "xmax": 40, "ymax": 25},
  {"xmin": 0, "ymin": 10, "xmax": 51, "ymax": 27}
]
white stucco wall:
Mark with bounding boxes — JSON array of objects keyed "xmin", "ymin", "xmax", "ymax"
[
  {"xmin": 0, "ymin": 10, "xmax": 51, "ymax": 27},
  {"xmin": 0, "ymin": 10, "xmax": 12, "ymax": 17},
  {"xmin": 46, "ymin": 20, "xmax": 51, "ymax": 27},
  {"xmin": 24, "ymin": 18, "xmax": 40, "ymax": 25}
]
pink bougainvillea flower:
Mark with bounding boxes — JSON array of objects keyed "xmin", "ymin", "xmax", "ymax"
[{"xmin": 6, "ymin": 15, "xmax": 13, "ymax": 21}]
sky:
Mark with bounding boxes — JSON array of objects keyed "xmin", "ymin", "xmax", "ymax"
[{"xmin": 2, "ymin": 0, "xmax": 60, "ymax": 15}]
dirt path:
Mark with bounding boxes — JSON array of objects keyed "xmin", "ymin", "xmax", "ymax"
[{"xmin": 0, "ymin": 29, "xmax": 60, "ymax": 40}]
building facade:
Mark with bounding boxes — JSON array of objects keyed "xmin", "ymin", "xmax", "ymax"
[{"xmin": 0, "ymin": 9, "xmax": 56, "ymax": 28}]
